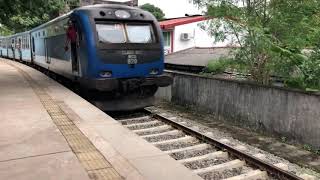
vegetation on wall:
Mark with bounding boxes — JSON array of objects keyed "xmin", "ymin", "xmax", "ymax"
[
  {"xmin": 193, "ymin": 0, "xmax": 320, "ymax": 90},
  {"xmin": 140, "ymin": 3, "xmax": 165, "ymax": 20}
]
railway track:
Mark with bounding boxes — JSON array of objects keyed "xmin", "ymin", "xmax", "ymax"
[{"xmin": 111, "ymin": 109, "xmax": 305, "ymax": 180}]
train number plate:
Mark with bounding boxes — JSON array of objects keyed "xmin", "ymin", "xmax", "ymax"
[{"xmin": 127, "ymin": 55, "xmax": 138, "ymax": 64}]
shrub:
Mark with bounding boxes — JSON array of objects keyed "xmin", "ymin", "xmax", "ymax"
[{"xmin": 205, "ymin": 58, "xmax": 233, "ymax": 74}]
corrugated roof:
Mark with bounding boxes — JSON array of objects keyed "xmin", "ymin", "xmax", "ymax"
[{"xmin": 160, "ymin": 16, "xmax": 207, "ymax": 30}]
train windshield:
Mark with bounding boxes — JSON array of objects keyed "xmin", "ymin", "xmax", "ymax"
[
  {"xmin": 96, "ymin": 24, "xmax": 126, "ymax": 43},
  {"xmin": 126, "ymin": 24, "xmax": 153, "ymax": 43},
  {"xmin": 96, "ymin": 23, "xmax": 155, "ymax": 44}
]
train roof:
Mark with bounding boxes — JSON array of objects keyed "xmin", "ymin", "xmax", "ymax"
[
  {"xmin": 1, "ymin": 31, "xmax": 31, "ymax": 39},
  {"xmin": 31, "ymin": 4, "xmax": 148, "ymax": 32},
  {"xmin": 30, "ymin": 12, "xmax": 72, "ymax": 32}
]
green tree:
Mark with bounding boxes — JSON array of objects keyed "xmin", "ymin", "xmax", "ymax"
[
  {"xmin": 140, "ymin": 3, "xmax": 165, "ymax": 20},
  {"xmin": 0, "ymin": 0, "xmax": 76, "ymax": 34},
  {"xmin": 193, "ymin": 0, "xmax": 320, "ymax": 88},
  {"xmin": 0, "ymin": 24, "xmax": 12, "ymax": 36}
]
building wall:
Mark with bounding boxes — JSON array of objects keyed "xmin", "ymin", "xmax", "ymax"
[
  {"xmin": 173, "ymin": 22, "xmax": 199, "ymax": 52},
  {"xmin": 156, "ymin": 71, "xmax": 320, "ymax": 148},
  {"xmin": 172, "ymin": 20, "xmax": 233, "ymax": 53}
]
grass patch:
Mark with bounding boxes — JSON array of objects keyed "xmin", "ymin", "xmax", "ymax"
[
  {"xmin": 205, "ymin": 58, "xmax": 234, "ymax": 74},
  {"xmin": 204, "ymin": 57, "xmax": 249, "ymax": 76}
]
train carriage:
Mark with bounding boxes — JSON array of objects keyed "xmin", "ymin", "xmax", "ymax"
[
  {"xmin": 6, "ymin": 32, "xmax": 32, "ymax": 62},
  {"xmin": 31, "ymin": 13, "xmax": 74, "ymax": 78},
  {"xmin": 0, "ymin": 37, "xmax": 8, "ymax": 57}
]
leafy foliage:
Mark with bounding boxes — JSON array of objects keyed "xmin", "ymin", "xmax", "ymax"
[
  {"xmin": 0, "ymin": 24, "xmax": 12, "ymax": 36},
  {"xmin": 0, "ymin": 0, "xmax": 80, "ymax": 34},
  {"xmin": 140, "ymin": 3, "xmax": 165, "ymax": 20},
  {"xmin": 193, "ymin": 0, "xmax": 320, "ymax": 90},
  {"xmin": 205, "ymin": 58, "xmax": 233, "ymax": 74}
]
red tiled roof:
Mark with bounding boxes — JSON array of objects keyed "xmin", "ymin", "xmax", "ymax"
[{"xmin": 160, "ymin": 16, "xmax": 207, "ymax": 30}]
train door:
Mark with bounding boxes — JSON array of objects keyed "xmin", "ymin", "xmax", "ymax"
[
  {"xmin": 18, "ymin": 37, "xmax": 22, "ymax": 61},
  {"xmin": 0, "ymin": 40, "xmax": 2, "ymax": 57},
  {"xmin": 11, "ymin": 38, "xmax": 15, "ymax": 59},
  {"xmin": 6, "ymin": 38, "xmax": 8, "ymax": 57},
  {"xmin": 44, "ymin": 38, "xmax": 51, "ymax": 64},
  {"xmin": 31, "ymin": 36, "xmax": 35, "ymax": 62},
  {"xmin": 66, "ymin": 19, "xmax": 80, "ymax": 75}
]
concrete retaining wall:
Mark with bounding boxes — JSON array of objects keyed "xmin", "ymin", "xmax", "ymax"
[{"xmin": 156, "ymin": 71, "xmax": 320, "ymax": 148}]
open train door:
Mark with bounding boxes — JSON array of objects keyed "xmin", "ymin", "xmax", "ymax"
[
  {"xmin": 71, "ymin": 20, "xmax": 80, "ymax": 76},
  {"xmin": 44, "ymin": 38, "xmax": 51, "ymax": 65},
  {"xmin": 31, "ymin": 35, "xmax": 35, "ymax": 64},
  {"xmin": 71, "ymin": 40, "xmax": 79, "ymax": 75}
]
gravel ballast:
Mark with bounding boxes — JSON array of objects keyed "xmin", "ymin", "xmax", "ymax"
[
  {"xmin": 170, "ymin": 148, "xmax": 216, "ymax": 160},
  {"xmin": 184, "ymin": 158, "xmax": 231, "ymax": 170},
  {"xmin": 144, "ymin": 133, "xmax": 186, "ymax": 142},
  {"xmin": 127, "ymin": 122, "xmax": 164, "ymax": 130},
  {"xmin": 136, "ymin": 127, "xmax": 174, "ymax": 136},
  {"xmin": 156, "ymin": 140, "xmax": 200, "ymax": 151}
]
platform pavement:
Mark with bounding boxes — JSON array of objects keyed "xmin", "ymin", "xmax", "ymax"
[{"xmin": 0, "ymin": 59, "xmax": 202, "ymax": 180}]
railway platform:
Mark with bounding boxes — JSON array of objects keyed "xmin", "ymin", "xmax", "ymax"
[{"xmin": 0, "ymin": 59, "xmax": 202, "ymax": 180}]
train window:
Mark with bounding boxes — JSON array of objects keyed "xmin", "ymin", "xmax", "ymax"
[
  {"xmin": 38, "ymin": 32, "xmax": 40, "ymax": 37},
  {"xmin": 43, "ymin": 31, "xmax": 45, "ymax": 36},
  {"xmin": 126, "ymin": 24, "xmax": 154, "ymax": 43},
  {"xmin": 96, "ymin": 24, "xmax": 126, "ymax": 43}
]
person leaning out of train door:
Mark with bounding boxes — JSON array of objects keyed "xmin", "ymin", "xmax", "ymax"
[{"xmin": 65, "ymin": 20, "xmax": 79, "ymax": 72}]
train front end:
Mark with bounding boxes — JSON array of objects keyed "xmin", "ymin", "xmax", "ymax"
[{"xmin": 75, "ymin": 5, "xmax": 172, "ymax": 111}]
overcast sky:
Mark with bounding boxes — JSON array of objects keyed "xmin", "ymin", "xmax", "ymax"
[
  {"xmin": 113, "ymin": 0, "xmax": 203, "ymax": 18},
  {"xmin": 138, "ymin": 0, "xmax": 202, "ymax": 18}
]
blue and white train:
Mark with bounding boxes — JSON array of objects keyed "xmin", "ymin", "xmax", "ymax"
[{"xmin": 0, "ymin": 4, "xmax": 172, "ymax": 111}]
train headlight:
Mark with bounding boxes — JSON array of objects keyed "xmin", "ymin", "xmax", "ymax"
[
  {"xmin": 115, "ymin": 10, "xmax": 131, "ymax": 19},
  {"xmin": 100, "ymin": 71, "xmax": 112, "ymax": 78},
  {"xmin": 150, "ymin": 68, "xmax": 159, "ymax": 75}
]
